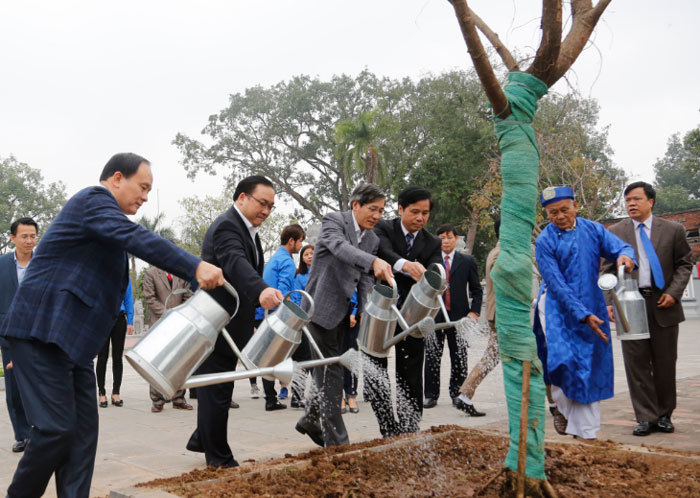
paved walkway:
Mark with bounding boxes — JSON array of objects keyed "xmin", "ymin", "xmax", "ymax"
[{"xmin": 0, "ymin": 318, "xmax": 697, "ymax": 496}]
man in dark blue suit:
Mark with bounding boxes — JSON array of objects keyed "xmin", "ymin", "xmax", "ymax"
[
  {"xmin": 186, "ymin": 175, "xmax": 284, "ymax": 468},
  {"xmin": 0, "ymin": 217, "xmax": 38, "ymax": 453},
  {"xmin": 0, "ymin": 153, "xmax": 225, "ymax": 498},
  {"xmin": 423, "ymin": 224, "xmax": 484, "ymax": 415}
]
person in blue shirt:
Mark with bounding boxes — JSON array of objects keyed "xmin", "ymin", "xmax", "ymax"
[
  {"xmin": 288, "ymin": 244, "xmax": 314, "ymax": 408},
  {"xmin": 533, "ymin": 186, "xmax": 635, "ymax": 439},
  {"xmin": 254, "ymin": 224, "xmax": 306, "ymax": 410},
  {"xmin": 96, "ymin": 279, "xmax": 134, "ymax": 408}
]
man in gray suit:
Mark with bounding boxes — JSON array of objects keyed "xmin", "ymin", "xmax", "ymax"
[
  {"xmin": 603, "ymin": 181, "xmax": 693, "ymax": 436},
  {"xmin": 295, "ymin": 183, "xmax": 394, "ymax": 447}
]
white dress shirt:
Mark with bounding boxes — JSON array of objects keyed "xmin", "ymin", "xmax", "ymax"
[
  {"xmin": 234, "ymin": 204, "xmax": 260, "ymax": 264},
  {"xmin": 632, "ymin": 215, "xmax": 653, "ymax": 288},
  {"xmin": 394, "ymin": 223, "xmax": 419, "ymax": 273},
  {"xmin": 441, "ymin": 250, "xmax": 456, "ymax": 268},
  {"xmin": 351, "ymin": 212, "xmax": 365, "ymax": 244}
]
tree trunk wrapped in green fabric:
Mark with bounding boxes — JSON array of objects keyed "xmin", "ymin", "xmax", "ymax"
[{"xmin": 491, "ymin": 72, "xmax": 548, "ymax": 478}]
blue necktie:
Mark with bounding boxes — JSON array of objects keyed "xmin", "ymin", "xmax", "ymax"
[
  {"xmin": 638, "ymin": 224, "xmax": 665, "ymax": 290},
  {"xmin": 405, "ymin": 232, "xmax": 414, "ymax": 254}
]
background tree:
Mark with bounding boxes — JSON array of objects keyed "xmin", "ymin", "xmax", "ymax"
[
  {"xmin": 0, "ymin": 155, "xmax": 67, "ymax": 253},
  {"xmin": 174, "ymin": 71, "xmax": 417, "ymax": 220},
  {"xmin": 654, "ymin": 125, "xmax": 700, "ymax": 213},
  {"xmin": 129, "ymin": 213, "xmax": 178, "ymax": 273}
]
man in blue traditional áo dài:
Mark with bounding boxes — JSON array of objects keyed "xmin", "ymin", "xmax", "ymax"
[{"xmin": 533, "ymin": 186, "xmax": 636, "ymax": 439}]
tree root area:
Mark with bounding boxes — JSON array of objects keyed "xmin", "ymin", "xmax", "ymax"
[{"xmin": 138, "ymin": 425, "xmax": 700, "ymax": 497}]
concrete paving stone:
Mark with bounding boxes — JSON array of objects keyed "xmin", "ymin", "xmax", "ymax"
[{"xmin": 0, "ymin": 318, "xmax": 697, "ymax": 496}]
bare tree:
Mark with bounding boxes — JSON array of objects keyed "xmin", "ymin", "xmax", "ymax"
[{"xmin": 447, "ymin": 1, "xmax": 612, "ymax": 495}]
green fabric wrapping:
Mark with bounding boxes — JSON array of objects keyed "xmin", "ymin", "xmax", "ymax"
[{"xmin": 491, "ymin": 72, "xmax": 548, "ymax": 479}]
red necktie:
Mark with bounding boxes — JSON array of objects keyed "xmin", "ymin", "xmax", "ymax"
[
  {"xmin": 444, "ymin": 255, "xmax": 451, "ymax": 311},
  {"xmin": 167, "ymin": 273, "xmax": 173, "ymax": 283}
]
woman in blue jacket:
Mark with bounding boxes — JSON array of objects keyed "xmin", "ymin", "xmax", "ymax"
[{"xmin": 290, "ymin": 245, "xmax": 314, "ymax": 407}]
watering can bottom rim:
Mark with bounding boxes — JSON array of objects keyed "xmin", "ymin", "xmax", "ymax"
[
  {"xmin": 125, "ymin": 350, "xmax": 177, "ymax": 398},
  {"xmin": 358, "ymin": 344, "xmax": 390, "ymax": 358},
  {"xmin": 616, "ymin": 333, "xmax": 650, "ymax": 340}
]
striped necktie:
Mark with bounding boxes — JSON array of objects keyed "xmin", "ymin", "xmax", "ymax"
[{"xmin": 405, "ymin": 232, "xmax": 414, "ymax": 254}]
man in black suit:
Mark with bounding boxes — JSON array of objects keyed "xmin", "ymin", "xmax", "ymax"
[
  {"xmin": 186, "ymin": 175, "xmax": 284, "ymax": 468},
  {"xmin": 368, "ymin": 186, "xmax": 442, "ymax": 436},
  {"xmin": 423, "ymin": 224, "xmax": 484, "ymax": 415}
]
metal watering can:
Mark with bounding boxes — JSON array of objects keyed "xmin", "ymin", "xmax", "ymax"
[
  {"xmin": 597, "ymin": 266, "xmax": 650, "ymax": 340},
  {"xmin": 240, "ymin": 290, "xmax": 324, "ymax": 380},
  {"xmin": 127, "ymin": 282, "xmax": 290, "ymax": 398},
  {"xmin": 357, "ymin": 280, "xmax": 435, "ymax": 358},
  {"xmin": 400, "ymin": 262, "xmax": 472, "ymax": 336}
]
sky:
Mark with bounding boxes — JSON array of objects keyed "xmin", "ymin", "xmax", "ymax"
[{"xmin": 2, "ymin": 0, "xmax": 699, "ymax": 230}]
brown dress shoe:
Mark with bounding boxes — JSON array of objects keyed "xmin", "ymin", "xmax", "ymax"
[
  {"xmin": 173, "ymin": 402, "xmax": 194, "ymax": 410},
  {"xmin": 151, "ymin": 404, "xmax": 164, "ymax": 413},
  {"xmin": 550, "ymin": 406, "xmax": 568, "ymax": 435}
]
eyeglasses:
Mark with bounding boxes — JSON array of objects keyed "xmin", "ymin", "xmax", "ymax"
[{"xmin": 247, "ymin": 193, "xmax": 275, "ymax": 211}]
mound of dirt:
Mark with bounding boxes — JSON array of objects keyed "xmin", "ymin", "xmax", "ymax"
[{"xmin": 138, "ymin": 425, "xmax": 700, "ymax": 497}]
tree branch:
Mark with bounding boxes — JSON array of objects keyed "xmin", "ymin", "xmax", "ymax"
[
  {"xmin": 547, "ymin": 0, "xmax": 612, "ymax": 84},
  {"xmin": 470, "ymin": 8, "xmax": 520, "ymax": 72},
  {"xmin": 527, "ymin": 0, "xmax": 563, "ymax": 85},
  {"xmin": 449, "ymin": 0, "xmax": 511, "ymax": 118}
]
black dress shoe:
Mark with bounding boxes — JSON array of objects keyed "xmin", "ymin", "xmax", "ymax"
[
  {"xmin": 656, "ymin": 415, "xmax": 675, "ymax": 433},
  {"xmin": 290, "ymin": 397, "xmax": 306, "ymax": 409},
  {"xmin": 265, "ymin": 400, "xmax": 287, "ymax": 411},
  {"xmin": 98, "ymin": 397, "xmax": 108, "ymax": 408},
  {"xmin": 218, "ymin": 459, "xmax": 240, "ymax": 469},
  {"xmin": 455, "ymin": 399, "xmax": 486, "ymax": 417},
  {"xmin": 229, "ymin": 400, "xmax": 239, "ymax": 409},
  {"xmin": 12, "ymin": 439, "xmax": 28, "ymax": 453},
  {"xmin": 633, "ymin": 421, "xmax": 656, "ymax": 436},
  {"xmin": 295, "ymin": 422, "xmax": 324, "ymax": 447},
  {"xmin": 111, "ymin": 396, "xmax": 124, "ymax": 407},
  {"xmin": 186, "ymin": 438, "xmax": 204, "ymax": 453},
  {"xmin": 423, "ymin": 398, "xmax": 437, "ymax": 409}
]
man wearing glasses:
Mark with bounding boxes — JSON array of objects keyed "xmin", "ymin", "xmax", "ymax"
[
  {"xmin": 0, "ymin": 217, "xmax": 38, "ymax": 453},
  {"xmin": 186, "ymin": 175, "xmax": 284, "ymax": 468}
]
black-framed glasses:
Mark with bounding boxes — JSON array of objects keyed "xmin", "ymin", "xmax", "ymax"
[{"xmin": 248, "ymin": 193, "xmax": 275, "ymax": 211}]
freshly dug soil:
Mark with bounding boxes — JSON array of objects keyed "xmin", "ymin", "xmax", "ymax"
[{"xmin": 138, "ymin": 425, "xmax": 700, "ymax": 497}]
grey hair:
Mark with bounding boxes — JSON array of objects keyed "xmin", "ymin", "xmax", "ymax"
[{"xmin": 350, "ymin": 183, "xmax": 386, "ymax": 206}]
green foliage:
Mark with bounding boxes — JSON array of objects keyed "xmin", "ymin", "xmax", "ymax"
[
  {"xmin": 654, "ymin": 125, "xmax": 700, "ymax": 212},
  {"xmin": 0, "ymin": 155, "xmax": 67, "ymax": 253},
  {"xmin": 177, "ymin": 190, "xmax": 298, "ymax": 260},
  {"xmin": 654, "ymin": 185, "xmax": 700, "ymax": 213}
]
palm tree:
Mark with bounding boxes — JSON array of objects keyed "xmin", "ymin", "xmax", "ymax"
[
  {"xmin": 129, "ymin": 213, "xmax": 178, "ymax": 272},
  {"xmin": 335, "ymin": 109, "xmax": 393, "ymax": 185}
]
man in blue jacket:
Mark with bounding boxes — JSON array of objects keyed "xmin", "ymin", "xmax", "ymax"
[
  {"xmin": 254, "ymin": 223, "xmax": 306, "ymax": 410},
  {"xmin": 533, "ymin": 186, "xmax": 635, "ymax": 440},
  {"xmin": 0, "ymin": 153, "xmax": 224, "ymax": 498},
  {"xmin": 0, "ymin": 217, "xmax": 38, "ymax": 453}
]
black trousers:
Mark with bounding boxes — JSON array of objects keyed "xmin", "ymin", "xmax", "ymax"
[
  {"xmin": 297, "ymin": 321, "xmax": 348, "ymax": 446},
  {"xmin": 342, "ymin": 320, "xmax": 359, "ymax": 397},
  {"xmin": 365, "ymin": 333, "xmax": 425, "ymax": 436},
  {"xmin": 622, "ymin": 301, "xmax": 680, "ymax": 423},
  {"xmin": 7, "ymin": 338, "xmax": 98, "ymax": 497},
  {"xmin": 96, "ymin": 312, "xmax": 127, "ymax": 396},
  {"xmin": 187, "ymin": 350, "xmax": 238, "ymax": 466},
  {"xmin": 1, "ymin": 344, "xmax": 30, "ymax": 442},
  {"xmin": 424, "ymin": 326, "xmax": 468, "ymax": 401}
]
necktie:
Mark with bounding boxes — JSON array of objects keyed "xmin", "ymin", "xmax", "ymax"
[
  {"xmin": 167, "ymin": 273, "xmax": 173, "ymax": 286},
  {"xmin": 444, "ymin": 255, "xmax": 451, "ymax": 311},
  {"xmin": 405, "ymin": 232, "xmax": 414, "ymax": 254},
  {"xmin": 638, "ymin": 224, "xmax": 665, "ymax": 290}
]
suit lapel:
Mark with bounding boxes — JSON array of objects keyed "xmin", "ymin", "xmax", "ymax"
[
  {"xmin": 230, "ymin": 207, "xmax": 258, "ymax": 264},
  {"xmin": 411, "ymin": 229, "xmax": 426, "ymax": 257},
  {"xmin": 254, "ymin": 234, "xmax": 264, "ymax": 274},
  {"xmin": 650, "ymin": 216, "xmax": 663, "ymax": 250},
  {"xmin": 623, "ymin": 218, "xmax": 639, "ymax": 256},
  {"xmin": 344, "ymin": 211, "xmax": 359, "ymax": 247},
  {"xmin": 449, "ymin": 252, "xmax": 462, "ymax": 274},
  {"xmin": 393, "ymin": 219, "xmax": 408, "ymax": 254}
]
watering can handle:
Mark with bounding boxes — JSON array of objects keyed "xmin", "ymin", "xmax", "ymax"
[
  {"xmin": 285, "ymin": 290, "xmax": 315, "ymax": 319},
  {"xmin": 428, "ymin": 262, "xmax": 446, "ymax": 281},
  {"xmin": 387, "ymin": 278, "xmax": 398, "ymax": 298},
  {"xmin": 617, "ymin": 264, "xmax": 626, "ymax": 283},
  {"xmin": 223, "ymin": 281, "xmax": 240, "ymax": 319},
  {"xmin": 164, "ymin": 288, "xmax": 191, "ymax": 310}
]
